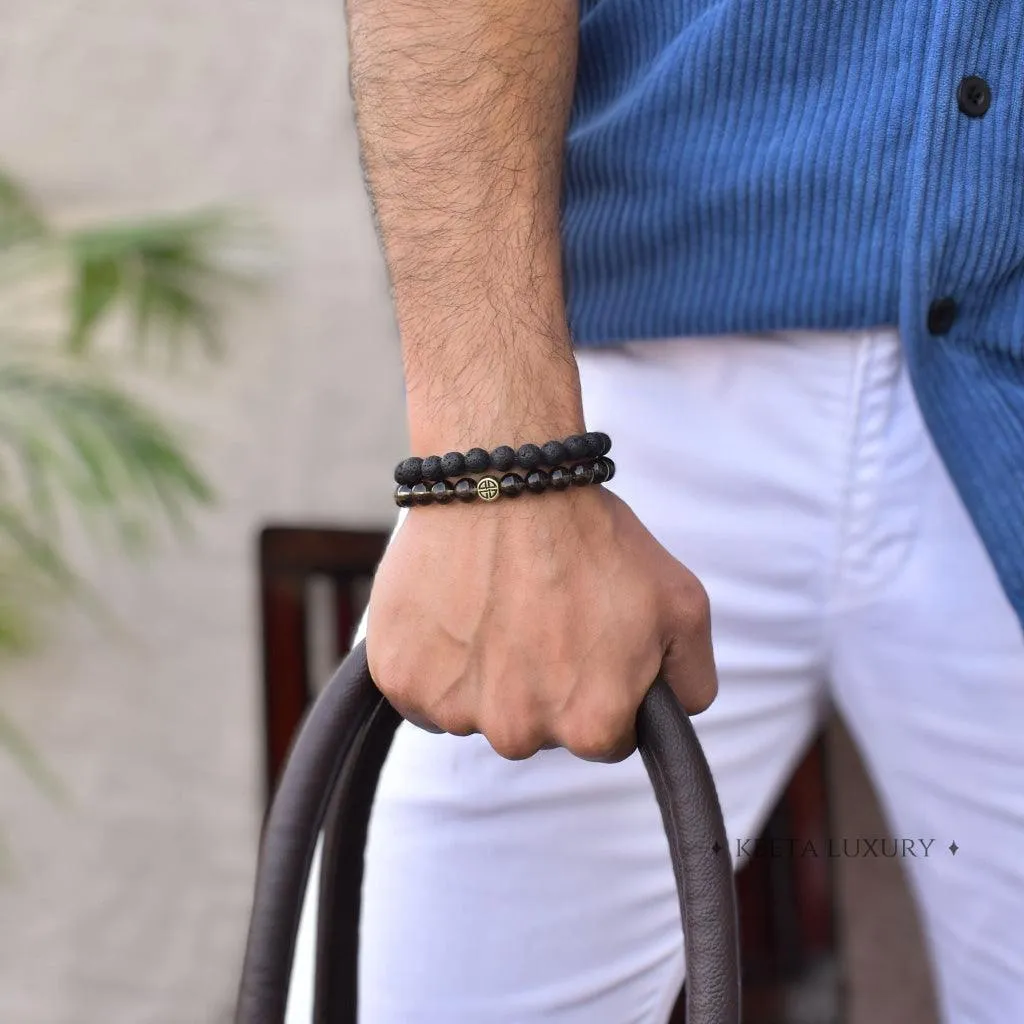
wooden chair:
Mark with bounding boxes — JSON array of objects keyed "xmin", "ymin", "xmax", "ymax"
[{"xmin": 258, "ymin": 524, "xmax": 843, "ymax": 1022}]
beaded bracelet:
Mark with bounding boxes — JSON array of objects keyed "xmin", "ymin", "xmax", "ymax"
[
  {"xmin": 394, "ymin": 456, "xmax": 616, "ymax": 507},
  {"xmin": 394, "ymin": 431, "xmax": 612, "ymax": 486}
]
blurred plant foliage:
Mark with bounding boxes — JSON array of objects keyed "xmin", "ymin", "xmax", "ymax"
[{"xmin": 0, "ymin": 169, "xmax": 261, "ymax": 788}]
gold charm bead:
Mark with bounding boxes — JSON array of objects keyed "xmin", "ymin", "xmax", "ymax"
[{"xmin": 476, "ymin": 476, "xmax": 501, "ymax": 502}]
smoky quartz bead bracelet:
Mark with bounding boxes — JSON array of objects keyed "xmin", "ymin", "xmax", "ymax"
[{"xmin": 394, "ymin": 456, "xmax": 615, "ymax": 507}]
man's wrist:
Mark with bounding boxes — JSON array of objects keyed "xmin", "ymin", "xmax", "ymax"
[
  {"xmin": 407, "ymin": 396, "xmax": 586, "ymax": 456},
  {"xmin": 405, "ymin": 343, "xmax": 585, "ymax": 454}
]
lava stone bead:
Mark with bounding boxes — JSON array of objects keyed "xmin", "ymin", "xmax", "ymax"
[
  {"xmin": 420, "ymin": 455, "xmax": 444, "ymax": 482},
  {"xmin": 441, "ymin": 451, "xmax": 466, "ymax": 478},
  {"xmin": 394, "ymin": 484, "xmax": 414, "ymax": 507},
  {"xmin": 465, "ymin": 447, "xmax": 491, "ymax": 473},
  {"xmin": 410, "ymin": 482, "xmax": 432, "ymax": 505},
  {"xmin": 594, "ymin": 432, "xmax": 612, "ymax": 456},
  {"xmin": 515, "ymin": 443, "xmax": 543, "ymax": 471},
  {"xmin": 454, "ymin": 478, "xmax": 478, "ymax": 502},
  {"xmin": 430, "ymin": 480, "xmax": 454, "ymax": 504},
  {"xmin": 549, "ymin": 466, "xmax": 573, "ymax": 490},
  {"xmin": 525, "ymin": 469, "xmax": 550, "ymax": 493},
  {"xmin": 394, "ymin": 456, "xmax": 423, "ymax": 485},
  {"xmin": 490, "ymin": 445, "xmax": 516, "ymax": 472},
  {"xmin": 571, "ymin": 462, "xmax": 595, "ymax": 486},
  {"xmin": 584, "ymin": 432, "xmax": 609, "ymax": 459},
  {"xmin": 563, "ymin": 434, "xmax": 590, "ymax": 461},
  {"xmin": 499, "ymin": 472, "xmax": 525, "ymax": 498},
  {"xmin": 540, "ymin": 440, "xmax": 568, "ymax": 467}
]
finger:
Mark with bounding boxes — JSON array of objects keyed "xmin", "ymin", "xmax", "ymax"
[
  {"xmin": 388, "ymin": 696, "xmax": 482, "ymax": 738},
  {"xmin": 555, "ymin": 700, "xmax": 638, "ymax": 764},
  {"xmin": 573, "ymin": 724, "xmax": 637, "ymax": 764},
  {"xmin": 482, "ymin": 720, "xmax": 546, "ymax": 761},
  {"xmin": 660, "ymin": 582, "xmax": 718, "ymax": 714},
  {"xmin": 388, "ymin": 700, "xmax": 445, "ymax": 734}
]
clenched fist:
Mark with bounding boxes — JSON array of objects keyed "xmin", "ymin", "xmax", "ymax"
[{"xmin": 365, "ymin": 483, "xmax": 717, "ymax": 762}]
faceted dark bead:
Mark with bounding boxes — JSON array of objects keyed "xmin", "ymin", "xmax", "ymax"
[
  {"xmin": 601, "ymin": 456, "xmax": 616, "ymax": 481},
  {"xmin": 499, "ymin": 472, "xmax": 525, "ymax": 497},
  {"xmin": 441, "ymin": 451, "xmax": 466, "ymax": 478},
  {"xmin": 516, "ymin": 443, "xmax": 543, "ymax": 471},
  {"xmin": 410, "ymin": 482, "xmax": 432, "ymax": 505},
  {"xmin": 420, "ymin": 455, "xmax": 444, "ymax": 482},
  {"xmin": 394, "ymin": 456, "xmax": 423, "ymax": 485},
  {"xmin": 571, "ymin": 461, "xmax": 595, "ymax": 486},
  {"xmin": 465, "ymin": 447, "xmax": 491, "ymax": 473},
  {"xmin": 454, "ymin": 477, "xmax": 478, "ymax": 502},
  {"xmin": 525, "ymin": 469, "xmax": 550, "ymax": 493},
  {"xmin": 540, "ymin": 440, "xmax": 568, "ymax": 467},
  {"xmin": 394, "ymin": 483, "xmax": 415, "ymax": 507},
  {"xmin": 564, "ymin": 434, "xmax": 590, "ymax": 461},
  {"xmin": 430, "ymin": 480, "xmax": 454, "ymax": 504},
  {"xmin": 591, "ymin": 459, "xmax": 610, "ymax": 485},
  {"xmin": 490, "ymin": 445, "xmax": 516, "ymax": 471},
  {"xmin": 549, "ymin": 466, "xmax": 573, "ymax": 490}
]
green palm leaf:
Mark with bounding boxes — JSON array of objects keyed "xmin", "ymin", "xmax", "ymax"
[
  {"xmin": 0, "ymin": 170, "xmax": 46, "ymax": 250},
  {"xmin": 66, "ymin": 211, "xmax": 258, "ymax": 357},
  {"xmin": 0, "ymin": 169, "xmax": 264, "ymax": 797},
  {"xmin": 0, "ymin": 356, "xmax": 213, "ymax": 539}
]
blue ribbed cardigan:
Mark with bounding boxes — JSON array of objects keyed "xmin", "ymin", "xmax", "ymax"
[{"xmin": 562, "ymin": 1, "xmax": 1024, "ymax": 629}]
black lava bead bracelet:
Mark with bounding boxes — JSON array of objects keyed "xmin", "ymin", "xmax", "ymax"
[
  {"xmin": 394, "ymin": 456, "xmax": 616, "ymax": 507},
  {"xmin": 394, "ymin": 431, "xmax": 612, "ymax": 486}
]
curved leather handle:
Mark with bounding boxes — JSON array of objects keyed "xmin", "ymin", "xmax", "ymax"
[{"xmin": 235, "ymin": 641, "xmax": 740, "ymax": 1023}]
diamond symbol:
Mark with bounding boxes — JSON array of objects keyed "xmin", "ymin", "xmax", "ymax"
[{"xmin": 949, "ymin": 841, "xmax": 959, "ymax": 856}]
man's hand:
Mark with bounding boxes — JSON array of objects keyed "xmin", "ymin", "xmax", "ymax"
[{"xmin": 366, "ymin": 485, "xmax": 717, "ymax": 762}]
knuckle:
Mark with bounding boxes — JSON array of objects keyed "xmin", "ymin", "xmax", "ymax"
[
  {"xmin": 434, "ymin": 709, "xmax": 476, "ymax": 737},
  {"xmin": 678, "ymin": 578, "xmax": 712, "ymax": 635},
  {"xmin": 374, "ymin": 659, "xmax": 413, "ymax": 704},
  {"xmin": 485, "ymin": 721, "xmax": 543, "ymax": 761},
  {"xmin": 685, "ymin": 676, "xmax": 719, "ymax": 715},
  {"xmin": 488, "ymin": 737, "xmax": 539, "ymax": 761},
  {"xmin": 371, "ymin": 653, "xmax": 423, "ymax": 714},
  {"xmin": 567, "ymin": 731, "xmax": 620, "ymax": 760},
  {"xmin": 558, "ymin": 703, "xmax": 632, "ymax": 760}
]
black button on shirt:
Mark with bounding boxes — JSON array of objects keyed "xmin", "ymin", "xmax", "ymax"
[
  {"xmin": 928, "ymin": 297, "xmax": 958, "ymax": 335},
  {"xmin": 958, "ymin": 76, "xmax": 991, "ymax": 117}
]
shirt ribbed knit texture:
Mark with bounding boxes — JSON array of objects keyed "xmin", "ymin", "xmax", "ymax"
[{"xmin": 563, "ymin": 0, "xmax": 1024, "ymax": 627}]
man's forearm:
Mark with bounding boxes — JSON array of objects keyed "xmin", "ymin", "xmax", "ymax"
[{"xmin": 346, "ymin": 0, "xmax": 584, "ymax": 453}]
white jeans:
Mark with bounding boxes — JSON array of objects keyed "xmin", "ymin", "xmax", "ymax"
[{"xmin": 288, "ymin": 328, "xmax": 1024, "ymax": 1023}]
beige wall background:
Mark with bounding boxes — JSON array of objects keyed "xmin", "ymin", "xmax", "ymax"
[{"xmin": 0, "ymin": 3, "xmax": 406, "ymax": 1021}]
